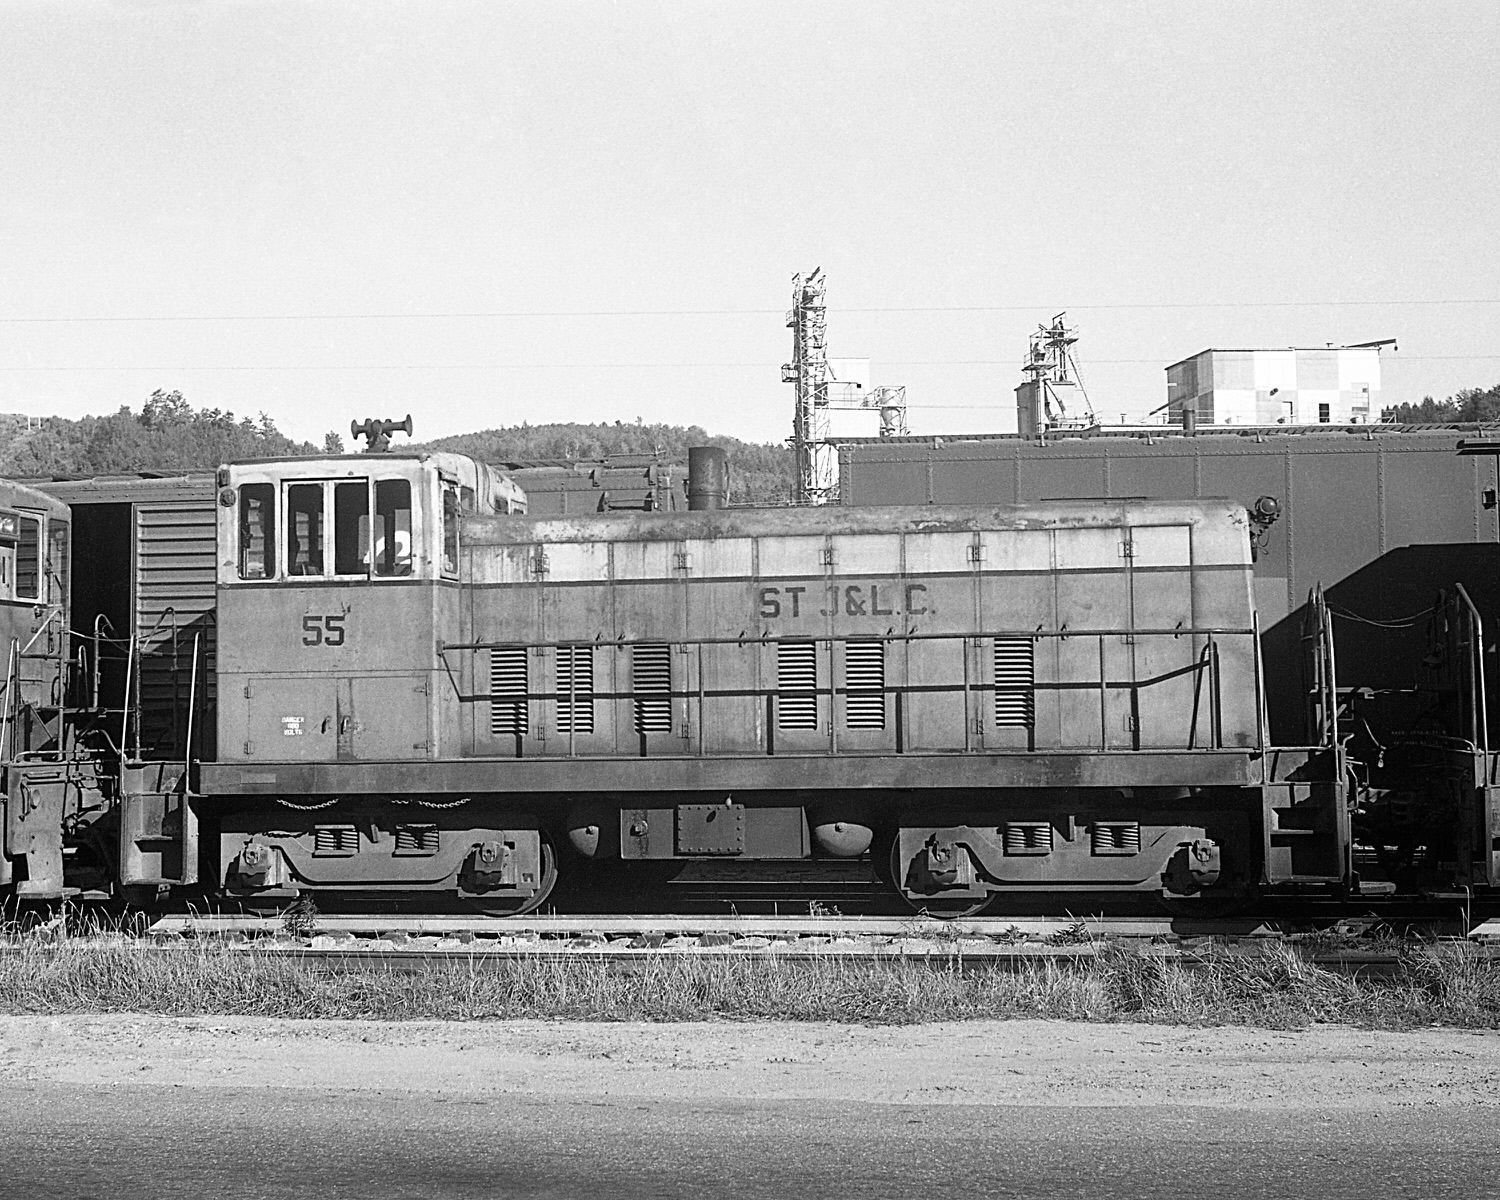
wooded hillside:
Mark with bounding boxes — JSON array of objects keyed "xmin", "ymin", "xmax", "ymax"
[
  {"xmin": 0, "ymin": 391, "xmax": 321, "ymax": 476},
  {"xmin": 1, "ymin": 394, "xmax": 796, "ymax": 504},
  {"xmin": 416, "ymin": 421, "xmax": 795, "ymax": 505}
]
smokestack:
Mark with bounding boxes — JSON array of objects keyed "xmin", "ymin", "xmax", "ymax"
[
  {"xmin": 1182, "ymin": 407, "xmax": 1197, "ymax": 436},
  {"xmin": 687, "ymin": 446, "xmax": 729, "ymax": 510}
]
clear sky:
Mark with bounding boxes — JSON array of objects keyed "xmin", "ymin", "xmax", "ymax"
[{"xmin": 3, "ymin": 0, "xmax": 1497, "ymax": 447}]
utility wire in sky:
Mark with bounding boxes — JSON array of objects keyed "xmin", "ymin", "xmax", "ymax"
[
  {"xmin": 1, "ymin": 355, "xmax": 1496, "ymax": 372},
  {"xmin": 0, "ymin": 299, "xmax": 1498, "ymax": 324}
]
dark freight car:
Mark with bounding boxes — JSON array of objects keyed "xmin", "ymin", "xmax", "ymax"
[
  {"xmin": 38, "ymin": 474, "xmax": 219, "ymax": 761},
  {"xmin": 839, "ymin": 428, "xmax": 1500, "ymax": 744}
]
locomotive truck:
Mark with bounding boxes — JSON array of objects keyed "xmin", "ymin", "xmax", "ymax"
[{"xmin": 2, "ymin": 435, "xmax": 1493, "ymax": 915}]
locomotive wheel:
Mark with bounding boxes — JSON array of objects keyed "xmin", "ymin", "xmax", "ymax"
[
  {"xmin": 460, "ymin": 833, "xmax": 559, "ymax": 917},
  {"xmin": 886, "ymin": 837, "xmax": 996, "ymax": 920}
]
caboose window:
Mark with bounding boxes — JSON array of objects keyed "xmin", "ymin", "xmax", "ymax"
[
  {"xmin": 238, "ymin": 484, "xmax": 275, "ymax": 579},
  {"xmin": 14, "ymin": 515, "xmax": 41, "ymax": 601},
  {"xmin": 373, "ymin": 480, "xmax": 412, "ymax": 577},
  {"xmin": 287, "ymin": 484, "xmax": 325, "ymax": 576}
]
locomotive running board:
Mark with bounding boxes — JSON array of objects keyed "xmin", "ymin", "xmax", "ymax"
[{"xmin": 200, "ymin": 750, "xmax": 1258, "ymax": 796}]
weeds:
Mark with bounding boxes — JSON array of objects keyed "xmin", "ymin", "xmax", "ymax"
[
  {"xmin": 0, "ymin": 940, "xmax": 1495, "ymax": 1028},
  {"xmin": 280, "ymin": 896, "xmax": 320, "ymax": 938}
]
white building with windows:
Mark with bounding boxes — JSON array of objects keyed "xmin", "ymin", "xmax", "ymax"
[{"xmin": 1165, "ymin": 343, "xmax": 1388, "ymax": 426}]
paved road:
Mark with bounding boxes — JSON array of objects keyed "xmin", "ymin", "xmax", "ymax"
[{"xmin": 4, "ymin": 1082, "xmax": 1496, "ymax": 1200}]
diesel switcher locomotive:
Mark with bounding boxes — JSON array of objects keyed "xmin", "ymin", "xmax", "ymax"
[{"xmin": 2, "ymin": 432, "xmax": 1495, "ymax": 916}]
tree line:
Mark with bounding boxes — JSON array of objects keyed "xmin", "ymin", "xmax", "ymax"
[
  {"xmin": 0, "ymin": 390, "xmax": 325, "ymax": 477},
  {"xmin": 1382, "ymin": 384, "xmax": 1500, "ymax": 424},
  {"xmin": 0, "ymin": 393, "xmax": 797, "ymax": 502}
]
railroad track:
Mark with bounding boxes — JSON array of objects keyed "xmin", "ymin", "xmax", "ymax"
[{"xmin": 0, "ymin": 913, "xmax": 1473, "ymax": 968}]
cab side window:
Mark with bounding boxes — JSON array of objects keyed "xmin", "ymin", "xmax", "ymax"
[
  {"xmin": 238, "ymin": 484, "xmax": 275, "ymax": 580},
  {"xmin": 0, "ymin": 511, "xmax": 16, "ymax": 599},
  {"xmin": 374, "ymin": 480, "xmax": 412, "ymax": 577},
  {"xmin": 442, "ymin": 486, "xmax": 460, "ymax": 577},
  {"xmin": 47, "ymin": 521, "xmax": 69, "ymax": 604},
  {"xmin": 333, "ymin": 481, "xmax": 369, "ymax": 576},
  {"xmin": 14, "ymin": 516, "xmax": 41, "ymax": 601},
  {"xmin": 287, "ymin": 483, "xmax": 324, "ymax": 576}
]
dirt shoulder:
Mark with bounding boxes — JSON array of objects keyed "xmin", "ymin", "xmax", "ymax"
[{"xmin": 1, "ymin": 1015, "xmax": 1496, "ymax": 1109}]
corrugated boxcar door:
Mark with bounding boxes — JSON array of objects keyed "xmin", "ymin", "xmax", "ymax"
[{"xmin": 134, "ymin": 499, "xmax": 218, "ymax": 760}]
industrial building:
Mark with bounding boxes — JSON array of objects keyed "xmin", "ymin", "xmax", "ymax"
[{"xmin": 1164, "ymin": 342, "xmax": 1392, "ymax": 428}]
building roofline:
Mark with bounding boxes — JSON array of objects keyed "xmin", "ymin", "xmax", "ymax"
[{"xmin": 1165, "ymin": 344, "xmax": 1392, "ymax": 371}]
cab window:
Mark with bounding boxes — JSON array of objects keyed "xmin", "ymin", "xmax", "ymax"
[
  {"xmin": 374, "ymin": 480, "xmax": 412, "ymax": 577},
  {"xmin": 238, "ymin": 484, "xmax": 275, "ymax": 580},
  {"xmin": 47, "ymin": 521, "xmax": 68, "ymax": 604},
  {"xmin": 333, "ymin": 481, "xmax": 368, "ymax": 576},
  {"xmin": 14, "ymin": 516, "xmax": 40, "ymax": 601},
  {"xmin": 442, "ymin": 485, "xmax": 460, "ymax": 576},
  {"xmin": 287, "ymin": 484, "xmax": 325, "ymax": 576},
  {"xmin": 0, "ymin": 510, "xmax": 16, "ymax": 599}
]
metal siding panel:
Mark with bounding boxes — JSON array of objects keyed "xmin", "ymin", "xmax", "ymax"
[
  {"xmin": 1106, "ymin": 452, "xmax": 1198, "ymax": 499},
  {"xmin": 682, "ymin": 537, "xmax": 752, "ymax": 578},
  {"xmin": 829, "ymin": 534, "xmax": 901, "ymax": 575},
  {"xmin": 1287, "ymin": 451, "xmax": 1380, "ymax": 598},
  {"xmin": 1054, "ymin": 562, "xmax": 1131, "ymax": 750},
  {"xmin": 352, "ymin": 675, "xmax": 430, "ymax": 760},
  {"xmin": 1380, "ymin": 445, "xmax": 1482, "ymax": 549},
  {"xmin": 1017, "ymin": 455, "xmax": 1108, "ymax": 501},
  {"xmin": 926, "ymin": 457, "xmax": 1015, "ymax": 505},
  {"xmin": 843, "ymin": 456, "xmax": 929, "ymax": 506}
]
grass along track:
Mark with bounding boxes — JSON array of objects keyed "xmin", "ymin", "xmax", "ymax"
[{"xmin": 2, "ymin": 919, "xmax": 1499, "ymax": 1029}]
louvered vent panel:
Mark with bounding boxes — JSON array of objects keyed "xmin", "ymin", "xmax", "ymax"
[
  {"xmin": 1092, "ymin": 822, "xmax": 1142, "ymax": 856},
  {"xmin": 843, "ymin": 640, "xmax": 886, "ymax": 730},
  {"xmin": 1004, "ymin": 822, "xmax": 1054, "ymax": 855},
  {"xmin": 777, "ymin": 641, "xmax": 818, "ymax": 730},
  {"xmin": 556, "ymin": 644, "xmax": 595, "ymax": 735},
  {"xmin": 490, "ymin": 646, "xmax": 529, "ymax": 737},
  {"xmin": 994, "ymin": 638, "xmax": 1036, "ymax": 728},
  {"xmin": 632, "ymin": 643, "xmax": 673, "ymax": 734}
]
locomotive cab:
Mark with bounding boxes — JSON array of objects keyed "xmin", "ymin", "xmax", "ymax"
[{"xmin": 215, "ymin": 451, "xmax": 523, "ymax": 767}]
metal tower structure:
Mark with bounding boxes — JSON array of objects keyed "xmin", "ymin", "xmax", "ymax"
[
  {"xmin": 1020, "ymin": 313, "xmax": 1096, "ymax": 432},
  {"xmin": 782, "ymin": 269, "xmax": 834, "ymax": 504}
]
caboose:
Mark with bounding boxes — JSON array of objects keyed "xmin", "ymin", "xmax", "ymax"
[{"xmin": 168, "ymin": 438, "xmax": 1351, "ymax": 916}]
